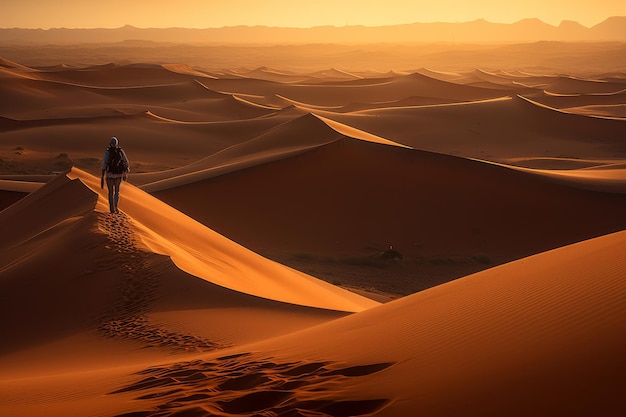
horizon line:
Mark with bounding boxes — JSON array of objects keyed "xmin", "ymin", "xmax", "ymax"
[{"xmin": 1, "ymin": 16, "xmax": 624, "ymax": 31}]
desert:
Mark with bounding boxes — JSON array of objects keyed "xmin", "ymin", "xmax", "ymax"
[{"xmin": 1, "ymin": 17, "xmax": 626, "ymax": 417}]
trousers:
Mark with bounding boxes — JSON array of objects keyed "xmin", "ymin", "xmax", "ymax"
[{"xmin": 106, "ymin": 176, "xmax": 123, "ymax": 213}]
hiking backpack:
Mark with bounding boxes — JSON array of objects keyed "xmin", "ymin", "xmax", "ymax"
[{"xmin": 107, "ymin": 146, "xmax": 127, "ymax": 174}]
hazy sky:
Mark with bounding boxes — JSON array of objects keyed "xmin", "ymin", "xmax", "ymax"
[{"xmin": 3, "ymin": 0, "xmax": 625, "ymax": 29}]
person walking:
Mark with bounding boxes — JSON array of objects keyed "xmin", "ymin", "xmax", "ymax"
[{"xmin": 101, "ymin": 136, "xmax": 130, "ymax": 214}]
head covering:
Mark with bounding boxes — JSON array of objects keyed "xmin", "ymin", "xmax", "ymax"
[{"xmin": 110, "ymin": 136, "xmax": 119, "ymax": 147}]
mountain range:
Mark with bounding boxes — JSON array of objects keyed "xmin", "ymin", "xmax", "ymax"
[{"xmin": 1, "ymin": 16, "xmax": 625, "ymax": 44}]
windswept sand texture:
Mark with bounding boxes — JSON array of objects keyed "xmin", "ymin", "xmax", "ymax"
[{"xmin": 1, "ymin": 38, "xmax": 626, "ymax": 417}]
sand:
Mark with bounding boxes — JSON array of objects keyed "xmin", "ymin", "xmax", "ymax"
[{"xmin": 1, "ymin": 47, "xmax": 625, "ymax": 417}]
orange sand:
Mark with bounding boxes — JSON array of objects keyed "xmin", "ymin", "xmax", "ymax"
[{"xmin": 1, "ymin": 50, "xmax": 625, "ymax": 417}]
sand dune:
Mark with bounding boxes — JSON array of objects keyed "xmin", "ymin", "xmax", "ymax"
[
  {"xmin": 228, "ymin": 228, "xmax": 626, "ymax": 416},
  {"xmin": 3, "ymin": 191, "xmax": 623, "ymax": 415},
  {"xmin": 135, "ymin": 113, "xmax": 345, "ymax": 190},
  {"xmin": 0, "ymin": 73, "xmax": 273, "ymax": 121},
  {"xmin": 3, "ymin": 60, "xmax": 622, "ymax": 177},
  {"xmin": 37, "ymin": 62, "xmax": 216, "ymax": 87},
  {"xmin": 1, "ymin": 52, "xmax": 626, "ymax": 417},
  {"xmin": 2, "ymin": 60, "xmax": 626, "ymax": 294},
  {"xmin": 530, "ymin": 89, "xmax": 626, "ymax": 107},
  {"xmin": 72, "ymin": 167, "xmax": 377, "ymax": 311},
  {"xmin": 185, "ymin": 71, "xmax": 511, "ymax": 110},
  {"xmin": 0, "ymin": 167, "xmax": 376, "ymax": 383},
  {"xmin": 564, "ymin": 104, "xmax": 626, "ymax": 118},
  {"xmin": 508, "ymin": 163, "xmax": 626, "ymax": 193},
  {"xmin": 523, "ymin": 90, "xmax": 626, "ymax": 118},
  {"xmin": 0, "ymin": 169, "xmax": 371, "ymax": 415},
  {"xmin": 517, "ymin": 94, "xmax": 626, "ymax": 121},
  {"xmin": 231, "ymin": 67, "xmax": 308, "ymax": 83},
  {"xmin": 232, "ymin": 67, "xmax": 364, "ymax": 84},
  {"xmin": 544, "ymin": 75, "xmax": 626, "ymax": 95},
  {"xmin": 131, "ymin": 110, "xmax": 414, "ymax": 188},
  {"xmin": 327, "ymin": 94, "xmax": 626, "ymax": 162},
  {"xmin": 154, "ymin": 128, "xmax": 626, "ymax": 295}
]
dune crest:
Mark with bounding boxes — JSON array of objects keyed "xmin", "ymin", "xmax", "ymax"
[
  {"xmin": 315, "ymin": 115, "xmax": 411, "ymax": 148},
  {"xmin": 136, "ymin": 113, "xmax": 345, "ymax": 190},
  {"xmin": 518, "ymin": 94, "xmax": 626, "ymax": 121},
  {"xmin": 136, "ymin": 112, "xmax": 414, "ymax": 192},
  {"xmin": 65, "ymin": 167, "xmax": 377, "ymax": 312}
]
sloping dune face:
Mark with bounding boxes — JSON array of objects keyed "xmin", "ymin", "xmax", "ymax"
[
  {"xmin": 0, "ymin": 168, "xmax": 375, "ymax": 360},
  {"xmin": 63, "ymin": 167, "xmax": 377, "ymax": 312},
  {"xmin": 0, "ymin": 168, "xmax": 373, "ymax": 416},
  {"xmin": 110, "ymin": 229, "xmax": 626, "ymax": 417},
  {"xmin": 155, "ymin": 117, "xmax": 626, "ymax": 293},
  {"xmin": 134, "ymin": 113, "xmax": 347, "ymax": 190},
  {"xmin": 250, "ymin": 229, "xmax": 626, "ymax": 416}
]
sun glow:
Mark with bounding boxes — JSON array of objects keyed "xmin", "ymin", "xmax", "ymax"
[{"xmin": 2, "ymin": 0, "xmax": 625, "ymax": 29}]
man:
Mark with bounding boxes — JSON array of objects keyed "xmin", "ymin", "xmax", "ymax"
[{"xmin": 101, "ymin": 136, "xmax": 130, "ymax": 214}]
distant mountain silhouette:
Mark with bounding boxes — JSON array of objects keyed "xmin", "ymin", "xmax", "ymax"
[
  {"xmin": 591, "ymin": 16, "xmax": 626, "ymax": 39},
  {"xmin": 1, "ymin": 17, "xmax": 625, "ymax": 44}
]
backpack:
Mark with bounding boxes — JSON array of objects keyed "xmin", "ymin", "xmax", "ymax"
[{"xmin": 107, "ymin": 146, "xmax": 127, "ymax": 174}]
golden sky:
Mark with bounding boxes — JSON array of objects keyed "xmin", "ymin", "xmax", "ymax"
[{"xmin": 3, "ymin": 0, "xmax": 625, "ymax": 29}]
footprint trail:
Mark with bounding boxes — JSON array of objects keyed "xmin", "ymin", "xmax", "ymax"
[{"xmin": 96, "ymin": 212, "xmax": 224, "ymax": 353}]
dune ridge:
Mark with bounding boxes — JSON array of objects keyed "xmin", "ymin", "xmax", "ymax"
[
  {"xmin": 136, "ymin": 113, "xmax": 344, "ymax": 191},
  {"xmin": 0, "ymin": 167, "xmax": 377, "ymax": 357},
  {"xmin": 0, "ymin": 170, "xmax": 370, "ymax": 415},
  {"xmin": 0, "ymin": 167, "xmax": 377, "ymax": 369},
  {"xmin": 136, "ymin": 113, "xmax": 410, "ymax": 192},
  {"xmin": 518, "ymin": 94, "xmax": 626, "ymax": 121},
  {"xmin": 64, "ymin": 167, "xmax": 378, "ymax": 312},
  {"xmin": 157, "ymin": 134, "xmax": 626, "ymax": 294}
]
